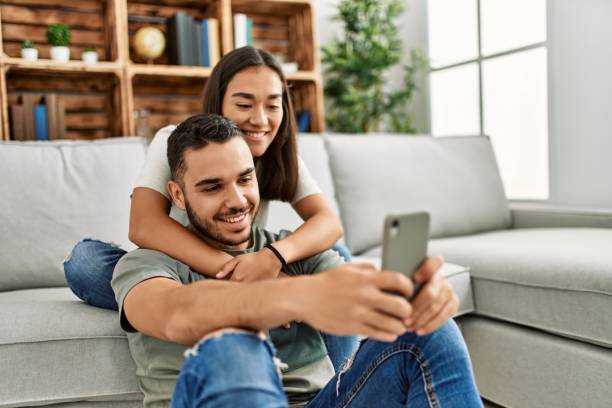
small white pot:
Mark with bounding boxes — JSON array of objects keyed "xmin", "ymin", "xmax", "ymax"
[
  {"xmin": 82, "ymin": 50, "xmax": 98, "ymax": 64},
  {"xmin": 50, "ymin": 46, "xmax": 70, "ymax": 63},
  {"xmin": 21, "ymin": 48, "xmax": 38, "ymax": 62}
]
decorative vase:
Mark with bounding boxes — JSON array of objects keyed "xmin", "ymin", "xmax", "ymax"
[
  {"xmin": 82, "ymin": 51, "xmax": 98, "ymax": 64},
  {"xmin": 21, "ymin": 48, "xmax": 38, "ymax": 62},
  {"xmin": 50, "ymin": 46, "xmax": 70, "ymax": 63}
]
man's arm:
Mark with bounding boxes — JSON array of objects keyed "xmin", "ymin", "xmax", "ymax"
[
  {"xmin": 123, "ymin": 277, "xmax": 296, "ymax": 345},
  {"xmin": 123, "ymin": 264, "xmax": 417, "ymax": 346}
]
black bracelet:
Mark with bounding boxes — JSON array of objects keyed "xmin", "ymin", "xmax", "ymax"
[{"xmin": 265, "ymin": 244, "xmax": 288, "ymax": 273}]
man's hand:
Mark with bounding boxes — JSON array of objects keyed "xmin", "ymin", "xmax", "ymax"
[
  {"xmin": 407, "ymin": 256, "xmax": 459, "ymax": 336},
  {"xmin": 294, "ymin": 264, "xmax": 415, "ymax": 342},
  {"xmin": 216, "ymin": 249, "xmax": 282, "ymax": 282}
]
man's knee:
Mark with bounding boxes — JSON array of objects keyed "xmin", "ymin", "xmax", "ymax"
[
  {"xmin": 177, "ymin": 329, "xmax": 284, "ymax": 397},
  {"xmin": 424, "ymin": 320, "xmax": 466, "ymax": 350},
  {"xmin": 182, "ymin": 329, "xmax": 279, "ymax": 376},
  {"xmin": 404, "ymin": 319, "xmax": 471, "ymax": 366}
]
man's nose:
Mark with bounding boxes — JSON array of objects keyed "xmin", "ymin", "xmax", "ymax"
[{"xmin": 225, "ymin": 184, "xmax": 248, "ymax": 209}]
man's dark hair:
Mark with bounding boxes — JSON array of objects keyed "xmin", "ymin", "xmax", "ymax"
[
  {"xmin": 202, "ymin": 46, "xmax": 298, "ymax": 202},
  {"xmin": 167, "ymin": 113, "xmax": 242, "ymax": 183}
]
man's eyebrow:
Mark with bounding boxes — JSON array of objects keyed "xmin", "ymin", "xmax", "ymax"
[
  {"xmin": 194, "ymin": 167, "xmax": 254, "ymax": 187},
  {"xmin": 231, "ymin": 92, "xmax": 282, "ymax": 100},
  {"xmin": 194, "ymin": 177, "xmax": 221, "ymax": 187},
  {"xmin": 240, "ymin": 167, "xmax": 255, "ymax": 177}
]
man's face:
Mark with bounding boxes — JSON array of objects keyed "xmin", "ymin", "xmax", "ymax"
[{"xmin": 169, "ymin": 137, "xmax": 259, "ymax": 250}]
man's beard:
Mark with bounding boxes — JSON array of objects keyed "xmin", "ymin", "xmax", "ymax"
[{"xmin": 184, "ymin": 199, "xmax": 253, "ymax": 249}]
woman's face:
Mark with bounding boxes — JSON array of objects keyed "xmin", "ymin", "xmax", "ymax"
[{"xmin": 221, "ymin": 65, "xmax": 284, "ymax": 158}]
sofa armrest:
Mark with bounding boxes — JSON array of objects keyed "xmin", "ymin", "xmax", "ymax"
[{"xmin": 510, "ymin": 202, "xmax": 612, "ymax": 229}]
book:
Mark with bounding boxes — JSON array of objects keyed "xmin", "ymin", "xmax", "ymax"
[
  {"xmin": 45, "ymin": 93, "xmax": 66, "ymax": 140},
  {"xmin": 208, "ymin": 18, "xmax": 220, "ymax": 66},
  {"xmin": 194, "ymin": 19, "xmax": 204, "ymax": 67},
  {"xmin": 22, "ymin": 94, "xmax": 38, "ymax": 141},
  {"xmin": 9, "ymin": 102, "xmax": 25, "ymax": 141},
  {"xmin": 296, "ymin": 111, "xmax": 311, "ymax": 133},
  {"xmin": 56, "ymin": 96, "xmax": 66, "ymax": 139},
  {"xmin": 246, "ymin": 17, "xmax": 253, "ymax": 46},
  {"xmin": 183, "ymin": 12, "xmax": 195, "ymax": 66},
  {"xmin": 34, "ymin": 104, "xmax": 49, "ymax": 140},
  {"xmin": 45, "ymin": 93, "xmax": 58, "ymax": 140},
  {"xmin": 166, "ymin": 14, "xmax": 178, "ymax": 64},
  {"xmin": 201, "ymin": 19, "xmax": 210, "ymax": 67},
  {"xmin": 166, "ymin": 11, "xmax": 193, "ymax": 66},
  {"xmin": 234, "ymin": 13, "xmax": 247, "ymax": 48}
]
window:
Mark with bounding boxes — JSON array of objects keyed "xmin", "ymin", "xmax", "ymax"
[{"xmin": 428, "ymin": 0, "xmax": 548, "ymax": 199}]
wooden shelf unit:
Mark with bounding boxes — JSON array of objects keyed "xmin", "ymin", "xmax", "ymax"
[{"xmin": 0, "ymin": 0, "xmax": 324, "ymax": 141}]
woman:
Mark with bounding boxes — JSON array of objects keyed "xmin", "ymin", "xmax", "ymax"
[{"xmin": 64, "ymin": 46, "xmax": 356, "ymax": 370}]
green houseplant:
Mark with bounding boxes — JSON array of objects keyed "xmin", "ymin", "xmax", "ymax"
[
  {"xmin": 21, "ymin": 40, "xmax": 38, "ymax": 61},
  {"xmin": 46, "ymin": 23, "xmax": 71, "ymax": 62},
  {"xmin": 322, "ymin": 0, "xmax": 427, "ymax": 133}
]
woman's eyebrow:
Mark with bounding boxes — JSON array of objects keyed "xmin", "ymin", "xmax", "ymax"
[
  {"xmin": 231, "ymin": 92, "xmax": 282, "ymax": 100},
  {"xmin": 231, "ymin": 92, "xmax": 254, "ymax": 99}
]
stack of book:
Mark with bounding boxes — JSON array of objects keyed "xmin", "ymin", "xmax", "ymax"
[
  {"xmin": 9, "ymin": 93, "xmax": 65, "ymax": 141},
  {"xmin": 233, "ymin": 14, "xmax": 253, "ymax": 49},
  {"xmin": 166, "ymin": 11, "xmax": 220, "ymax": 67}
]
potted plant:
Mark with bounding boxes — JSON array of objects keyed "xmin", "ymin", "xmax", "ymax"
[
  {"xmin": 46, "ymin": 23, "xmax": 71, "ymax": 62},
  {"xmin": 21, "ymin": 40, "xmax": 38, "ymax": 62},
  {"xmin": 322, "ymin": 0, "xmax": 427, "ymax": 133},
  {"xmin": 82, "ymin": 47, "xmax": 98, "ymax": 64}
]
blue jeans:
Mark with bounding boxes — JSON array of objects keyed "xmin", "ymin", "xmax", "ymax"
[
  {"xmin": 63, "ymin": 239, "xmax": 358, "ymax": 372},
  {"xmin": 171, "ymin": 322, "xmax": 482, "ymax": 407}
]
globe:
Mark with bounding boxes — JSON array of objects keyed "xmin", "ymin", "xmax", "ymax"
[{"xmin": 134, "ymin": 27, "xmax": 166, "ymax": 63}]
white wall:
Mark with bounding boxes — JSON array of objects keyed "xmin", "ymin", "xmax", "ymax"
[
  {"xmin": 313, "ymin": 0, "xmax": 430, "ymax": 132},
  {"xmin": 547, "ymin": 0, "xmax": 612, "ymax": 207}
]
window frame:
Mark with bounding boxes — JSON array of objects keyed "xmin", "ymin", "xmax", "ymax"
[{"xmin": 428, "ymin": 0, "xmax": 548, "ymax": 136}]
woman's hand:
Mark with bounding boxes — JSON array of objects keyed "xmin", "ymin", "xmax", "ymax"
[{"xmin": 216, "ymin": 248, "xmax": 283, "ymax": 282}]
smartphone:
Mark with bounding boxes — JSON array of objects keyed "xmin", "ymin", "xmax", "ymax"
[{"xmin": 381, "ymin": 211, "xmax": 430, "ymax": 299}]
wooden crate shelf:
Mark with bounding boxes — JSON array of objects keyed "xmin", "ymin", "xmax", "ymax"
[
  {"xmin": 132, "ymin": 74, "xmax": 205, "ymax": 137},
  {"xmin": 2, "ymin": 57, "xmax": 121, "ymax": 74},
  {"xmin": 231, "ymin": 0, "xmax": 315, "ymax": 71},
  {"xmin": 5, "ymin": 70, "xmax": 122, "ymax": 139},
  {"xmin": 0, "ymin": 0, "xmax": 324, "ymax": 140},
  {"xmin": 0, "ymin": 0, "xmax": 118, "ymax": 61},
  {"xmin": 128, "ymin": 63, "xmax": 212, "ymax": 78}
]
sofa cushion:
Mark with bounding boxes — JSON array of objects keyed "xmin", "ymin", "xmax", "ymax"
[
  {"xmin": 0, "ymin": 138, "xmax": 146, "ymax": 291},
  {"xmin": 428, "ymin": 228, "xmax": 612, "ymax": 348},
  {"xmin": 353, "ymin": 253, "xmax": 475, "ymax": 317},
  {"xmin": 266, "ymin": 134, "xmax": 341, "ymax": 234},
  {"xmin": 0, "ymin": 287, "xmax": 142, "ymax": 407},
  {"xmin": 325, "ymin": 134, "xmax": 511, "ymax": 254}
]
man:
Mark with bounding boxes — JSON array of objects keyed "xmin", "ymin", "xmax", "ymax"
[{"xmin": 112, "ymin": 114, "xmax": 482, "ymax": 407}]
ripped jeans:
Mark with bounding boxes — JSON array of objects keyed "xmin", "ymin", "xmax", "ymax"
[
  {"xmin": 171, "ymin": 322, "xmax": 482, "ymax": 408},
  {"xmin": 63, "ymin": 239, "xmax": 359, "ymax": 372}
]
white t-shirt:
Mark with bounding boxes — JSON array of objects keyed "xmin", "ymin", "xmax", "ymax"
[{"xmin": 134, "ymin": 125, "xmax": 321, "ymax": 227}]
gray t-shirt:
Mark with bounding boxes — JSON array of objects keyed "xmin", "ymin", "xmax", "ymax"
[{"xmin": 112, "ymin": 226, "xmax": 343, "ymax": 408}]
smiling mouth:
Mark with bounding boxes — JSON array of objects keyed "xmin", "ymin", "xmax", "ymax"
[
  {"xmin": 242, "ymin": 130, "xmax": 268, "ymax": 139},
  {"xmin": 219, "ymin": 212, "xmax": 248, "ymax": 224}
]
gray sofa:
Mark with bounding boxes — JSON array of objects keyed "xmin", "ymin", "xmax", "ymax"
[{"xmin": 1, "ymin": 134, "xmax": 611, "ymax": 407}]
